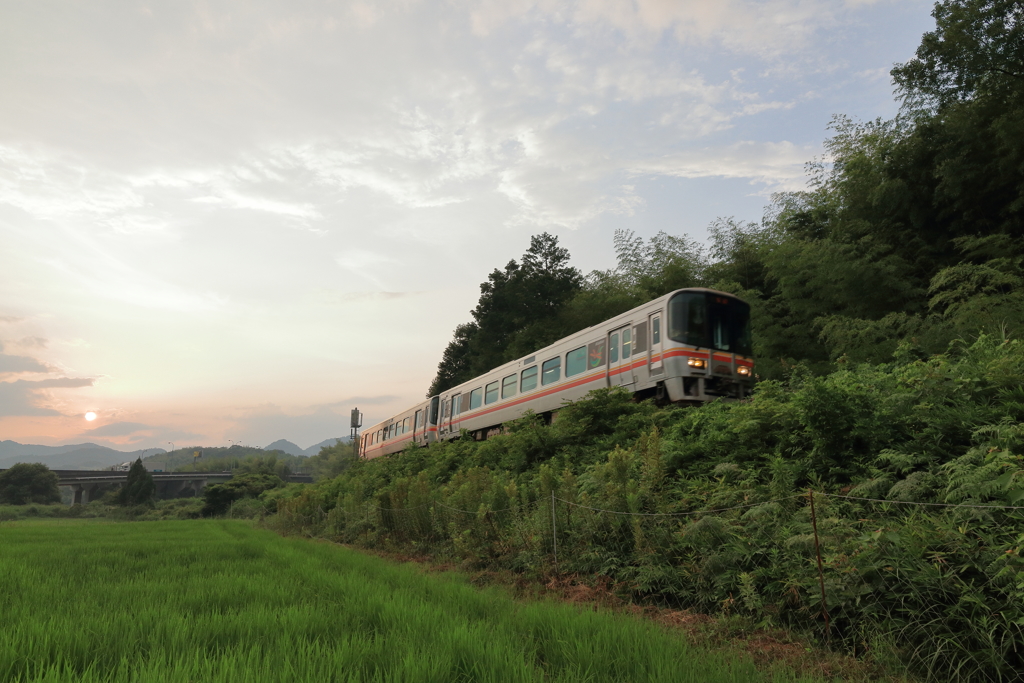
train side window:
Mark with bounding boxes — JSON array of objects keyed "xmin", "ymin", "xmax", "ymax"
[
  {"xmin": 610, "ymin": 332, "xmax": 619, "ymax": 362},
  {"xmin": 587, "ymin": 339, "xmax": 606, "ymax": 369},
  {"xmin": 403, "ymin": 417, "xmax": 410, "ymax": 433},
  {"xmin": 485, "ymin": 381, "xmax": 499, "ymax": 404},
  {"xmin": 469, "ymin": 387, "xmax": 482, "ymax": 410},
  {"xmin": 415, "ymin": 410, "xmax": 422, "ymax": 430},
  {"xmin": 622, "ymin": 327, "xmax": 632, "ymax": 358},
  {"xmin": 521, "ymin": 365, "xmax": 538, "ymax": 392},
  {"xmin": 501, "ymin": 374, "xmax": 517, "ymax": 399},
  {"xmin": 652, "ymin": 316, "xmax": 661, "ymax": 345},
  {"xmin": 453, "ymin": 394, "xmax": 462, "ymax": 415},
  {"xmin": 633, "ymin": 321, "xmax": 647, "ymax": 353},
  {"xmin": 542, "ymin": 357, "xmax": 561, "ymax": 385},
  {"xmin": 565, "ymin": 346, "xmax": 586, "ymax": 377}
]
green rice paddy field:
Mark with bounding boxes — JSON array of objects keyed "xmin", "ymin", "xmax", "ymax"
[{"xmin": 1, "ymin": 520, "xmax": 829, "ymax": 682}]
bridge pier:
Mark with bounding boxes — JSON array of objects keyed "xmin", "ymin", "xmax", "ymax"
[{"xmin": 69, "ymin": 483, "xmax": 101, "ymax": 505}]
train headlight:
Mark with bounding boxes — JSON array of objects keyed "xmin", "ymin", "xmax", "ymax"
[
  {"xmin": 737, "ymin": 366, "xmax": 751, "ymax": 376},
  {"xmin": 687, "ymin": 358, "xmax": 706, "ymax": 368}
]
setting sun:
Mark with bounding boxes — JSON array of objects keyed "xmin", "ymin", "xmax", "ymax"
[{"xmin": 84, "ymin": 412, "xmax": 97, "ymax": 421}]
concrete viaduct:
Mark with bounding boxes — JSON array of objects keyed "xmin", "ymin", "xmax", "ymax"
[{"xmin": 47, "ymin": 470, "xmax": 315, "ymax": 505}]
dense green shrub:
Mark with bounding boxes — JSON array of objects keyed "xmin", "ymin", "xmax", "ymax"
[
  {"xmin": 0, "ymin": 463, "xmax": 61, "ymax": 505},
  {"xmin": 202, "ymin": 472, "xmax": 285, "ymax": 517}
]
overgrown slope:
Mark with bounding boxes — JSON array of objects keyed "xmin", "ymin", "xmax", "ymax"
[{"xmin": 279, "ymin": 335, "xmax": 1024, "ymax": 682}]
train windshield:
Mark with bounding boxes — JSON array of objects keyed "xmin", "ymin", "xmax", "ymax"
[{"xmin": 667, "ymin": 291, "xmax": 752, "ymax": 356}]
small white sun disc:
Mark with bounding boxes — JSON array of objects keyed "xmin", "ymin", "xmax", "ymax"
[{"xmin": 85, "ymin": 412, "xmax": 97, "ymax": 421}]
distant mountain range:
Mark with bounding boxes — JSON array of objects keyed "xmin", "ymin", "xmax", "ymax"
[
  {"xmin": 0, "ymin": 440, "xmax": 161, "ymax": 471},
  {"xmin": 0, "ymin": 436, "xmax": 350, "ymax": 471}
]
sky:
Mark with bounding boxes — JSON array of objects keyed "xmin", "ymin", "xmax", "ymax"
[{"xmin": 0, "ymin": 0, "xmax": 935, "ymax": 451}]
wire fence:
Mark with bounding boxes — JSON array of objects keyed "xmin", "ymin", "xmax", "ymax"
[{"xmin": 278, "ymin": 488, "xmax": 1024, "ymax": 682}]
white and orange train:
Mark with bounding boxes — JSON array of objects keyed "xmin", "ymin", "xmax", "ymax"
[{"xmin": 358, "ymin": 288, "xmax": 753, "ymax": 460}]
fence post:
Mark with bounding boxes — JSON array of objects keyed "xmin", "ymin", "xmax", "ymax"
[
  {"xmin": 808, "ymin": 488, "xmax": 831, "ymax": 645},
  {"xmin": 551, "ymin": 490, "xmax": 558, "ymax": 575}
]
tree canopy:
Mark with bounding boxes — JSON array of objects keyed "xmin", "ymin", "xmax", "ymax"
[
  {"xmin": 0, "ymin": 463, "xmax": 61, "ymax": 505},
  {"xmin": 428, "ymin": 233, "xmax": 583, "ymax": 395},
  {"xmin": 114, "ymin": 458, "xmax": 156, "ymax": 507}
]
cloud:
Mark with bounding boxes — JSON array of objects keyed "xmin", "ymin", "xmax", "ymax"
[
  {"xmin": 0, "ymin": 341, "xmax": 50, "ymax": 374},
  {"xmin": 0, "ymin": 353, "xmax": 49, "ymax": 374},
  {"xmin": 81, "ymin": 421, "xmax": 153, "ymax": 437},
  {"xmin": 470, "ymin": 0, "xmax": 852, "ymax": 59},
  {"xmin": 627, "ymin": 140, "xmax": 816, "ymax": 192},
  {"xmin": 316, "ymin": 290, "xmax": 423, "ymax": 304},
  {"xmin": 18, "ymin": 336, "xmax": 47, "ymax": 348},
  {"xmin": 0, "ymin": 377, "xmax": 94, "ymax": 417},
  {"xmin": 330, "ymin": 395, "xmax": 402, "ymax": 407}
]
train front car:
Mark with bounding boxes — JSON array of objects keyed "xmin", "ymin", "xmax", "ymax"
[{"xmin": 661, "ymin": 288, "xmax": 753, "ymax": 402}]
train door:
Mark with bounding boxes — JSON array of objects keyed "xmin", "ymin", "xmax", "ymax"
[
  {"xmin": 649, "ymin": 312, "xmax": 663, "ymax": 375},
  {"xmin": 449, "ymin": 393, "xmax": 462, "ymax": 434},
  {"xmin": 429, "ymin": 396, "xmax": 440, "ymax": 441},
  {"xmin": 437, "ymin": 398, "xmax": 450, "ymax": 437},
  {"xmin": 608, "ymin": 324, "xmax": 635, "ymax": 387}
]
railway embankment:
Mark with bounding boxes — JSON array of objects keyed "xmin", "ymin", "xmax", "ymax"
[{"xmin": 275, "ymin": 334, "xmax": 1024, "ymax": 683}]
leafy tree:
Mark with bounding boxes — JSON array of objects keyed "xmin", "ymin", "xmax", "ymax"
[
  {"xmin": 426, "ymin": 323, "xmax": 478, "ymax": 397},
  {"xmin": 892, "ymin": 0, "xmax": 1024, "ymax": 108},
  {"xmin": 428, "ymin": 233, "xmax": 582, "ymax": 395},
  {"xmin": 607, "ymin": 228, "xmax": 707, "ymax": 298},
  {"xmin": 0, "ymin": 463, "xmax": 60, "ymax": 505},
  {"xmin": 307, "ymin": 439, "xmax": 358, "ymax": 480},
  {"xmin": 114, "ymin": 458, "xmax": 156, "ymax": 507}
]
